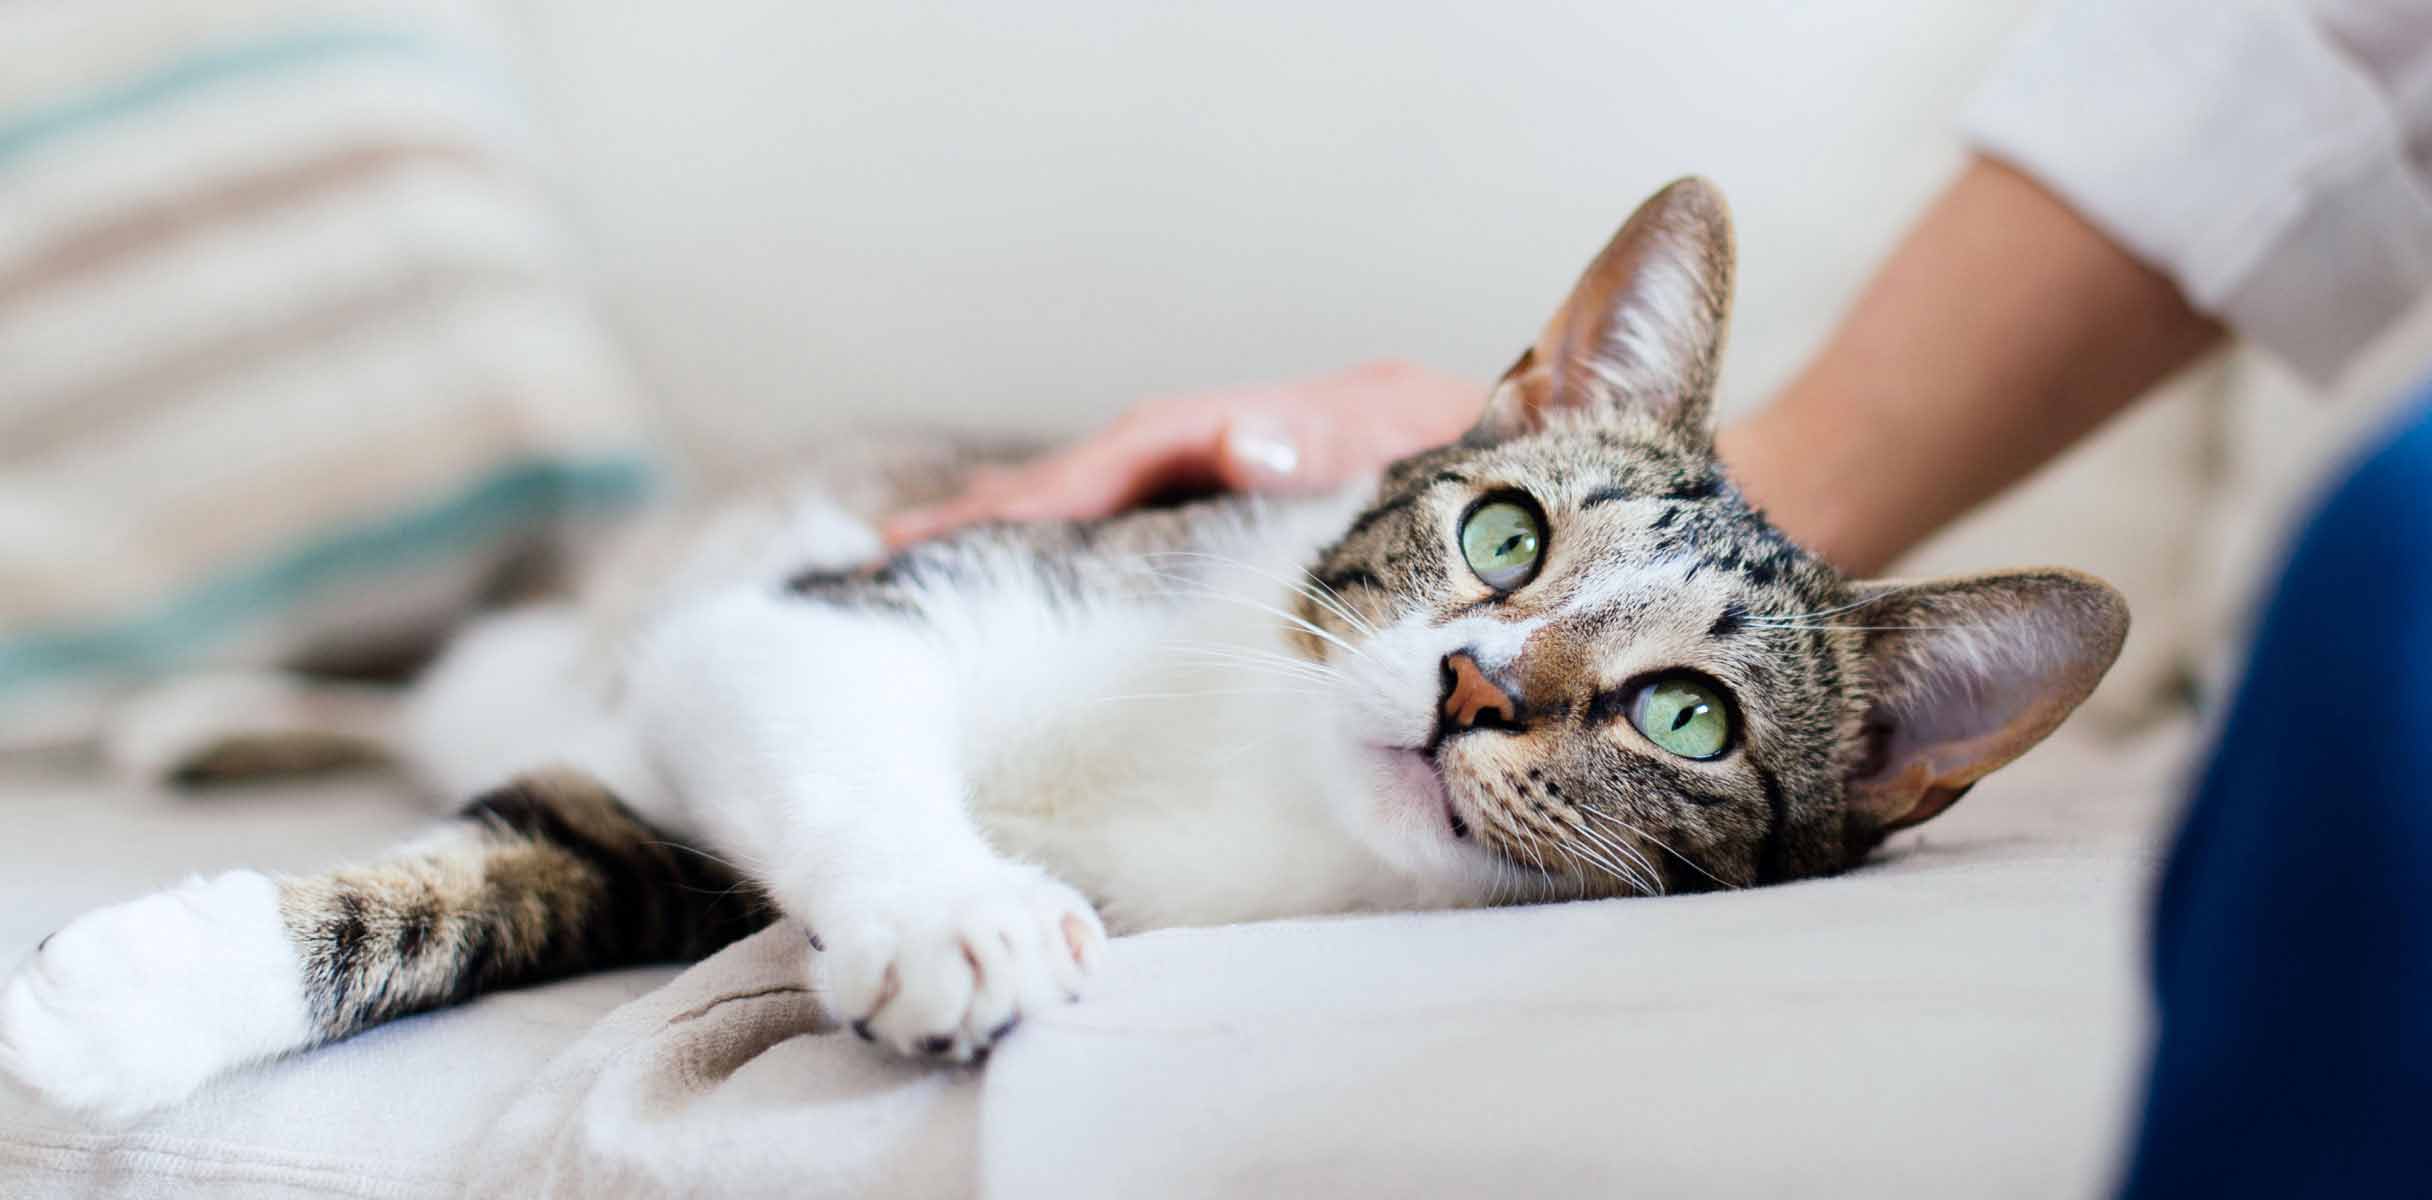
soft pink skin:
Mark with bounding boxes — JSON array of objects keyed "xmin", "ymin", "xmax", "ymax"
[
  {"xmin": 1370, "ymin": 745, "xmax": 1465, "ymax": 840},
  {"xmin": 880, "ymin": 361, "xmax": 1483, "ymax": 549}
]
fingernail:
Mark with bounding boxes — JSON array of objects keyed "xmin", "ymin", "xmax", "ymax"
[{"xmin": 1223, "ymin": 415, "xmax": 1301, "ymax": 485}]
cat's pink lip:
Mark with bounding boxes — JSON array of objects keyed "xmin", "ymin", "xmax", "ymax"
[{"xmin": 1373, "ymin": 746, "xmax": 1469, "ymax": 840}]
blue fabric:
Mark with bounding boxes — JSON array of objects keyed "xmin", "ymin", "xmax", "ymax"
[
  {"xmin": 0, "ymin": 457, "xmax": 654, "ymax": 701},
  {"xmin": 0, "ymin": 27, "xmax": 503, "ymax": 171},
  {"xmin": 2120, "ymin": 392, "xmax": 2432, "ymax": 1196}
]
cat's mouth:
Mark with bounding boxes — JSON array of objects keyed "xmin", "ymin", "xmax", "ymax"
[{"xmin": 1373, "ymin": 746, "xmax": 1470, "ymax": 840}]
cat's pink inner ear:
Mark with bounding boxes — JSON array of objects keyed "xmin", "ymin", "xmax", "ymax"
[
  {"xmin": 1471, "ymin": 176, "xmax": 1735, "ymax": 445},
  {"xmin": 1844, "ymin": 570, "xmax": 2130, "ymax": 835}
]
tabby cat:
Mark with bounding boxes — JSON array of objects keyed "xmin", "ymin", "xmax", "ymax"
[{"xmin": 0, "ymin": 179, "xmax": 2126, "ymax": 1119}]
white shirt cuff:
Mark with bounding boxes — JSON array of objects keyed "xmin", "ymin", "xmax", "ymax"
[{"xmin": 1963, "ymin": 0, "xmax": 2432, "ymax": 386}]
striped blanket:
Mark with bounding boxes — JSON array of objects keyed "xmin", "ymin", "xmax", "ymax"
[{"xmin": 0, "ymin": 2, "xmax": 656, "ymax": 747}]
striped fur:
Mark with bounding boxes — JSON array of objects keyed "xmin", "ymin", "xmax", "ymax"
[{"xmin": 281, "ymin": 769, "xmax": 772, "ymax": 1043}]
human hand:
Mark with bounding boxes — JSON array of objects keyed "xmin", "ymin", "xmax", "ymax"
[{"xmin": 880, "ymin": 360, "xmax": 1481, "ymax": 546}]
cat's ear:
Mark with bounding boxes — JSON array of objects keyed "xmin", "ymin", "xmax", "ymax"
[
  {"xmin": 1470, "ymin": 176, "xmax": 1735, "ymax": 446},
  {"xmin": 1842, "ymin": 569, "xmax": 2129, "ymax": 842}
]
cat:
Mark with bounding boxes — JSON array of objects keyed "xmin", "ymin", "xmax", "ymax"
[{"xmin": 0, "ymin": 178, "xmax": 2127, "ymax": 1120}]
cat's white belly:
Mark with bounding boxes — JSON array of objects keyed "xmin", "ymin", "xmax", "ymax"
[
  {"xmin": 964, "ymin": 700, "xmax": 1414, "ymax": 932},
  {"xmin": 924, "ymin": 578, "xmax": 1436, "ymax": 931},
  {"xmin": 402, "ymin": 486, "xmax": 1470, "ymax": 936}
]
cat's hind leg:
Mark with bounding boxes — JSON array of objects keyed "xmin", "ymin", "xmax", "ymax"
[
  {"xmin": 104, "ymin": 669, "xmax": 402, "ymax": 785},
  {"xmin": 0, "ymin": 769, "xmax": 769, "ymax": 1120}
]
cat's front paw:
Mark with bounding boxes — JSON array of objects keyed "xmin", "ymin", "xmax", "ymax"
[
  {"xmin": 813, "ymin": 865, "xmax": 1105, "ymax": 1064},
  {"xmin": 0, "ymin": 872, "xmax": 313, "ymax": 1120}
]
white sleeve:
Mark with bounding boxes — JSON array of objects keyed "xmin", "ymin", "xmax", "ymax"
[{"xmin": 1963, "ymin": 0, "xmax": 2432, "ymax": 385}]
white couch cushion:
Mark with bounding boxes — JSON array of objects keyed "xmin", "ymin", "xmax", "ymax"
[{"xmin": 1, "ymin": 717, "xmax": 2194, "ymax": 1197}]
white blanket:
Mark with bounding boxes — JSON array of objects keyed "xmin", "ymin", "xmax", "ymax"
[
  {"xmin": 466, "ymin": 928, "xmax": 974, "ymax": 1200},
  {"xmin": 0, "ymin": 719, "xmax": 2194, "ymax": 1197}
]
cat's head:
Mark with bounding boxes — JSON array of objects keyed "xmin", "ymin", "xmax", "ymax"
[{"xmin": 1299, "ymin": 178, "xmax": 2127, "ymax": 898}]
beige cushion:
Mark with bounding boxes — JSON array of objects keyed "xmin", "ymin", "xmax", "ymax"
[{"xmin": 0, "ymin": 0, "xmax": 654, "ymax": 748}]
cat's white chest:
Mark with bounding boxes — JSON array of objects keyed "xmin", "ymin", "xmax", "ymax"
[
  {"xmin": 966, "ymin": 701, "xmax": 1394, "ymax": 932},
  {"xmin": 940, "ymin": 578, "xmax": 1407, "ymax": 932}
]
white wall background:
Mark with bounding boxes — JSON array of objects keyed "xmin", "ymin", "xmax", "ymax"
[
  {"xmin": 507, "ymin": 1, "xmax": 2035, "ymax": 459},
  {"xmin": 499, "ymin": 0, "xmax": 2432, "ymax": 719}
]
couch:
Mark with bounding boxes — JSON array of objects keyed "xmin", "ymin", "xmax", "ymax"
[{"xmin": 5, "ymin": 1, "xmax": 2426, "ymax": 1195}]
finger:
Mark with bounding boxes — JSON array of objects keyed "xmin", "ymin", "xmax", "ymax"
[
  {"xmin": 879, "ymin": 461, "xmax": 1063, "ymax": 545},
  {"xmin": 884, "ymin": 409, "xmax": 1221, "ymax": 544},
  {"xmin": 1215, "ymin": 376, "xmax": 1478, "ymax": 493},
  {"xmin": 881, "ymin": 449, "xmax": 1118, "ymax": 547},
  {"xmin": 1216, "ymin": 411, "xmax": 1320, "ymax": 494},
  {"xmin": 987, "ymin": 431, "xmax": 1196, "ymax": 522},
  {"xmin": 880, "ymin": 485, "xmax": 1013, "ymax": 547}
]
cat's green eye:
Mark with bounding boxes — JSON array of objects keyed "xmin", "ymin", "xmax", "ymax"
[
  {"xmin": 1629, "ymin": 675, "xmax": 1732, "ymax": 760},
  {"xmin": 1459, "ymin": 499, "xmax": 1545, "ymax": 591}
]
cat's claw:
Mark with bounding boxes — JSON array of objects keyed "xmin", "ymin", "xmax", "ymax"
[{"xmin": 813, "ymin": 865, "xmax": 1103, "ymax": 1064}]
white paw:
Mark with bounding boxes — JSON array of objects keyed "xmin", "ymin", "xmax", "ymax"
[
  {"xmin": 813, "ymin": 865, "xmax": 1105, "ymax": 1063},
  {"xmin": 0, "ymin": 872, "xmax": 313, "ymax": 1120}
]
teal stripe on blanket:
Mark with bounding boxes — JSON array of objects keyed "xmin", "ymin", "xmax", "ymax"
[
  {"xmin": 0, "ymin": 27, "xmax": 497, "ymax": 170},
  {"xmin": 0, "ymin": 457, "xmax": 655, "ymax": 696}
]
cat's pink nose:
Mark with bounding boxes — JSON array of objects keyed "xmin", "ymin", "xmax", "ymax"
[{"xmin": 1440, "ymin": 652, "xmax": 1520, "ymax": 734}]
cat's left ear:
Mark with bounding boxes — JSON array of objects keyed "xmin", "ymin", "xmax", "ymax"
[
  {"xmin": 1842, "ymin": 569, "xmax": 2130, "ymax": 846},
  {"xmin": 1470, "ymin": 176, "xmax": 1734, "ymax": 446}
]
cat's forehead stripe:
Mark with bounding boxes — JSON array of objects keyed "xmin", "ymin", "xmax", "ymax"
[{"xmin": 1708, "ymin": 603, "xmax": 1749, "ymax": 639}]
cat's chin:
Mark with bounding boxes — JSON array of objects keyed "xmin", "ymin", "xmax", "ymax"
[
  {"xmin": 1324, "ymin": 744, "xmax": 1515, "ymax": 904},
  {"xmin": 1333, "ymin": 744, "xmax": 1478, "ymax": 862},
  {"xmin": 1370, "ymin": 746, "xmax": 1462, "ymax": 837}
]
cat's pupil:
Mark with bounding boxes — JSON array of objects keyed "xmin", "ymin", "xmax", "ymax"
[{"xmin": 1630, "ymin": 677, "xmax": 1732, "ymax": 761}]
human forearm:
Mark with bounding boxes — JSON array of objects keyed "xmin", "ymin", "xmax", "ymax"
[{"xmin": 1717, "ymin": 156, "xmax": 2224, "ymax": 576}]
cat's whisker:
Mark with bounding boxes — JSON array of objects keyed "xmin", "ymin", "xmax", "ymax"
[
  {"xmin": 1158, "ymin": 657, "xmax": 1341, "ymax": 689},
  {"xmin": 1135, "ymin": 567, "xmax": 1383, "ymax": 667},
  {"xmin": 1137, "ymin": 556, "xmax": 1357, "ymax": 629},
  {"xmin": 1506, "ymin": 819, "xmax": 1550, "ymax": 877},
  {"xmin": 1229, "ymin": 598, "xmax": 1376, "ymax": 664},
  {"xmin": 1543, "ymin": 815, "xmax": 1651, "ymax": 896},
  {"xmin": 1155, "ymin": 658, "xmax": 1346, "ymax": 697},
  {"xmin": 1743, "ymin": 622, "xmax": 1963, "ymax": 633},
  {"xmin": 1160, "ymin": 641, "xmax": 1349, "ymax": 682},
  {"xmin": 1495, "ymin": 855, "xmax": 1535, "ymax": 907},
  {"xmin": 1296, "ymin": 565, "xmax": 1380, "ymax": 638},
  {"xmin": 674, "ymin": 879, "xmax": 769, "ymax": 931},
  {"xmin": 1514, "ymin": 813, "xmax": 1575, "ymax": 886},
  {"xmin": 1142, "ymin": 551, "xmax": 1380, "ymax": 639},
  {"xmin": 1088, "ymin": 686, "xmax": 1329, "ymax": 707},
  {"xmin": 1558, "ymin": 836, "xmax": 1653, "ymax": 898},
  {"xmin": 1567, "ymin": 817, "xmax": 1665, "ymax": 897},
  {"xmin": 642, "ymin": 839, "xmax": 758, "ymax": 878},
  {"xmin": 1506, "ymin": 858, "xmax": 1536, "ymax": 906},
  {"xmin": 1503, "ymin": 814, "xmax": 1566, "ymax": 889},
  {"xmin": 1582, "ymin": 809, "xmax": 1741, "ymax": 892},
  {"xmin": 1746, "ymin": 584, "xmax": 1927, "ymax": 625},
  {"xmin": 1476, "ymin": 811, "xmax": 1537, "ymax": 886},
  {"xmin": 1134, "ymin": 578, "xmax": 1374, "ymax": 663}
]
